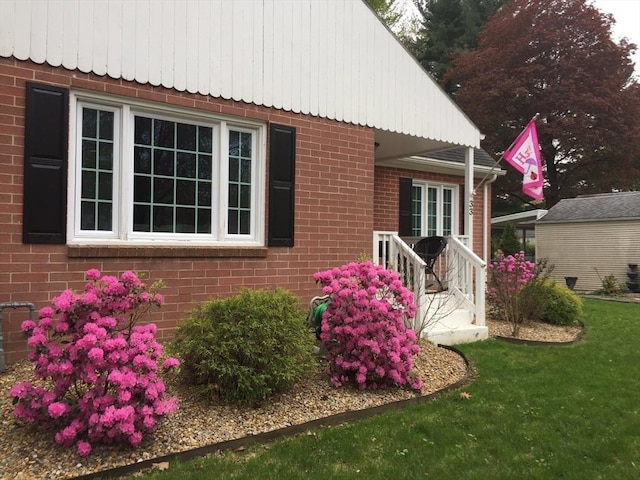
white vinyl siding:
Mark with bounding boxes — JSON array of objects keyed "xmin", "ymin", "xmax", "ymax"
[
  {"xmin": 536, "ymin": 220, "xmax": 640, "ymax": 291},
  {"xmin": 0, "ymin": 0, "xmax": 480, "ymax": 149}
]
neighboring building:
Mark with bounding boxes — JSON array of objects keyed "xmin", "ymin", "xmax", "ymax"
[
  {"xmin": 491, "ymin": 209, "xmax": 548, "ymax": 260},
  {"xmin": 0, "ymin": 0, "xmax": 497, "ymax": 364},
  {"xmin": 536, "ymin": 192, "xmax": 640, "ymax": 291}
]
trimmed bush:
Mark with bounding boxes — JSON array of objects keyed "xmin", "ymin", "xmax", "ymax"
[
  {"xmin": 521, "ymin": 279, "xmax": 583, "ymax": 325},
  {"xmin": 170, "ymin": 288, "xmax": 316, "ymax": 405}
]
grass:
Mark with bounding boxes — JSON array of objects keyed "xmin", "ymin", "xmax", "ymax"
[{"xmin": 126, "ymin": 299, "xmax": 640, "ymax": 480}]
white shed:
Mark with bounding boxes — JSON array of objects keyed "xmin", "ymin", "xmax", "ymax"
[{"xmin": 535, "ymin": 192, "xmax": 640, "ymax": 292}]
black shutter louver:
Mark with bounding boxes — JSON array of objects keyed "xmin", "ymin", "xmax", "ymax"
[
  {"xmin": 268, "ymin": 124, "xmax": 296, "ymax": 247},
  {"xmin": 23, "ymin": 82, "xmax": 69, "ymax": 244},
  {"xmin": 398, "ymin": 177, "xmax": 412, "ymax": 236}
]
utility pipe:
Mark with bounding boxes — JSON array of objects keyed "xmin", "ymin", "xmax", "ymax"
[{"xmin": 0, "ymin": 302, "xmax": 35, "ymax": 372}]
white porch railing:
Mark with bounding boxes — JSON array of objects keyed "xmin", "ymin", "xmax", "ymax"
[
  {"xmin": 446, "ymin": 236, "xmax": 486, "ymax": 326},
  {"xmin": 373, "ymin": 231, "xmax": 486, "ymax": 331}
]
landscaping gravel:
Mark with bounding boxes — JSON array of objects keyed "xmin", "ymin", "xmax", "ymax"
[
  {"xmin": 0, "ymin": 342, "xmax": 467, "ymax": 480},
  {"xmin": 0, "ymin": 319, "xmax": 583, "ymax": 480}
]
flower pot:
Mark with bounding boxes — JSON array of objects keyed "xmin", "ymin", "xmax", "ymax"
[{"xmin": 565, "ymin": 277, "xmax": 578, "ymax": 290}]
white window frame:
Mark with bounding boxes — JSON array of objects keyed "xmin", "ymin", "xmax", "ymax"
[
  {"xmin": 68, "ymin": 91, "xmax": 266, "ymax": 246},
  {"xmin": 411, "ymin": 181, "xmax": 459, "ymax": 237}
]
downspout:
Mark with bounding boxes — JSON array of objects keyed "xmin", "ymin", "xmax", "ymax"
[{"xmin": 483, "ymin": 174, "xmax": 498, "ymax": 263}]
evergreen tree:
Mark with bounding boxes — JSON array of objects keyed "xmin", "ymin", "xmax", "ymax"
[{"xmin": 499, "ymin": 223, "xmax": 522, "ymax": 256}]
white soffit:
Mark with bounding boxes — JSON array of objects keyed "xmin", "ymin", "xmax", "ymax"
[{"xmin": 0, "ymin": 0, "xmax": 481, "ymax": 149}]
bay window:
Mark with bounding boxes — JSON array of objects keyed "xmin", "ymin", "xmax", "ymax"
[{"xmin": 69, "ymin": 94, "xmax": 265, "ymax": 246}]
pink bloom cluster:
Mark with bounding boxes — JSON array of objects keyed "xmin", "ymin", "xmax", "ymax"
[
  {"xmin": 313, "ymin": 261, "xmax": 422, "ymax": 391},
  {"xmin": 9, "ymin": 269, "xmax": 179, "ymax": 456},
  {"xmin": 487, "ymin": 251, "xmax": 536, "ymax": 322}
]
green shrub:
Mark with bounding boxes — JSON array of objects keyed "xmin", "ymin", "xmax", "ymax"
[
  {"xmin": 600, "ymin": 274, "xmax": 624, "ymax": 296},
  {"xmin": 520, "ymin": 279, "xmax": 583, "ymax": 325},
  {"xmin": 499, "ymin": 223, "xmax": 522, "ymax": 256},
  {"xmin": 169, "ymin": 288, "xmax": 316, "ymax": 405}
]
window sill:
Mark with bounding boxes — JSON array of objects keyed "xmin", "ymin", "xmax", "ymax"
[{"xmin": 67, "ymin": 245, "xmax": 268, "ymax": 259}]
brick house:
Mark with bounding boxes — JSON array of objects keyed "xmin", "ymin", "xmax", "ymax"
[{"xmin": 0, "ymin": 0, "xmax": 498, "ymax": 365}]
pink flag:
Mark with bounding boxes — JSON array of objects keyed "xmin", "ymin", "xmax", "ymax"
[{"xmin": 502, "ymin": 119, "xmax": 544, "ymax": 201}]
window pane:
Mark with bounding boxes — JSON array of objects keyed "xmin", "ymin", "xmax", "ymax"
[
  {"xmin": 134, "ymin": 147, "xmax": 152, "ymax": 174},
  {"xmin": 411, "ymin": 186, "xmax": 422, "ymax": 236},
  {"xmin": 197, "ymin": 208, "xmax": 211, "ymax": 233},
  {"xmin": 82, "ymin": 109, "xmax": 97, "ymax": 138},
  {"xmin": 97, "ymin": 203, "xmax": 112, "ymax": 230},
  {"xmin": 227, "ymin": 130, "xmax": 253, "ymax": 235},
  {"xmin": 98, "ymin": 172, "xmax": 112, "ymax": 201},
  {"xmin": 153, "ymin": 206, "xmax": 173, "ymax": 232},
  {"xmin": 239, "ymin": 211, "xmax": 250, "ymax": 235},
  {"xmin": 80, "ymin": 201, "xmax": 95, "ymax": 230},
  {"xmin": 229, "ymin": 130, "xmax": 239, "ymax": 157},
  {"xmin": 135, "ymin": 116, "xmax": 152, "ymax": 145},
  {"xmin": 228, "ymin": 184, "xmax": 238, "ymax": 208},
  {"xmin": 81, "ymin": 170, "xmax": 96, "ymax": 199},
  {"xmin": 99, "ymin": 142, "xmax": 113, "ymax": 170},
  {"xmin": 154, "ymin": 119, "xmax": 174, "ymax": 148},
  {"xmin": 198, "ymin": 155, "xmax": 212, "ymax": 180},
  {"xmin": 176, "ymin": 208, "xmax": 195, "ymax": 233},
  {"xmin": 153, "ymin": 177, "xmax": 174, "ymax": 204},
  {"xmin": 240, "ymin": 185, "xmax": 251, "ymax": 209},
  {"xmin": 80, "ymin": 107, "xmax": 114, "ymax": 231},
  {"xmin": 98, "ymin": 111, "xmax": 114, "ymax": 140},
  {"xmin": 176, "ymin": 179, "xmax": 196, "ymax": 206},
  {"xmin": 134, "ymin": 205, "xmax": 151, "ymax": 232},
  {"xmin": 177, "ymin": 152, "xmax": 196, "ymax": 178},
  {"xmin": 198, "ymin": 181, "xmax": 211, "ymax": 206},
  {"xmin": 82, "ymin": 140, "xmax": 96, "ymax": 169},
  {"xmin": 134, "ymin": 176, "xmax": 151, "ymax": 203},
  {"xmin": 133, "ymin": 115, "xmax": 213, "ymax": 234},
  {"xmin": 198, "ymin": 126, "xmax": 213, "ymax": 153},
  {"xmin": 443, "ymin": 188, "xmax": 453, "ymax": 236},
  {"xmin": 177, "ymin": 123, "xmax": 196, "ymax": 151},
  {"xmin": 154, "ymin": 149, "xmax": 174, "ymax": 176},
  {"xmin": 427, "ymin": 187, "xmax": 438, "ymax": 236}
]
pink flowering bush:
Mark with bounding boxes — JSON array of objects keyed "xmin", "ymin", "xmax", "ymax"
[
  {"xmin": 313, "ymin": 261, "xmax": 422, "ymax": 391},
  {"xmin": 487, "ymin": 251, "xmax": 536, "ymax": 335},
  {"xmin": 9, "ymin": 269, "xmax": 179, "ymax": 456}
]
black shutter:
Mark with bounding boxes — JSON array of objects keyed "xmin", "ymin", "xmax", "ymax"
[
  {"xmin": 23, "ymin": 82, "xmax": 69, "ymax": 244},
  {"xmin": 268, "ymin": 124, "xmax": 296, "ymax": 247},
  {"xmin": 398, "ymin": 177, "xmax": 412, "ymax": 236}
]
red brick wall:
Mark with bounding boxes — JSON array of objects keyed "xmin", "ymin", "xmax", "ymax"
[
  {"xmin": 373, "ymin": 166, "xmax": 491, "ymax": 257},
  {"xmin": 0, "ymin": 58, "xmax": 375, "ymax": 364}
]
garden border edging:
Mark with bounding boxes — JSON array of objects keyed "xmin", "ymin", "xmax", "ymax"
[
  {"xmin": 70, "ymin": 345, "xmax": 471, "ymax": 480},
  {"xmin": 495, "ymin": 321, "xmax": 585, "ymax": 346}
]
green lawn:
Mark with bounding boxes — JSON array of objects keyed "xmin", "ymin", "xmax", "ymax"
[{"xmin": 128, "ymin": 299, "xmax": 640, "ymax": 480}]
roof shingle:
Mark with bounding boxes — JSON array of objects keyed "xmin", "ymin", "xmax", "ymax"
[{"xmin": 537, "ymin": 192, "xmax": 640, "ymax": 223}]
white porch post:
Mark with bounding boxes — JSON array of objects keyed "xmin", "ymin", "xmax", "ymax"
[{"xmin": 464, "ymin": 147, "xmax": 474, "ymax": 250}]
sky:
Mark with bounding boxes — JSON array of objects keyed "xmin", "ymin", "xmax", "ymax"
[
  {"xmin": 396, "ymin": 0, "xmax": 640, "ymax": 77},
  {"xmin": 591, "ymin": 0, "xmax": 640, "ymax": 76}
]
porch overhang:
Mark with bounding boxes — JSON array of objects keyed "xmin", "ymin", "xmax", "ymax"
[{"xmin": 375, "ymin": 155, "xmax": 506, "ymax": 177}]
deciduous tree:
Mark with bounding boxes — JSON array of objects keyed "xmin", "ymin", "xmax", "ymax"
[{"xmin": 444, "ymin": 0, "xmax": 640, "ymax": 208}]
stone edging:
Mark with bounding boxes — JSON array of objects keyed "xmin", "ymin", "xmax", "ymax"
[
  {"xmin": 71, "ymin": 345, "xmax": 471, "ymax": 480},
  {"xmin": 494, "ymin": 321, "xmax": 585, "ymax": 346}
]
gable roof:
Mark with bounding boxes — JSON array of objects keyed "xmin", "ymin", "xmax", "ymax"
[
  {"xmin": 0, "ymin": 0, "xmax": 481, "ymax": 160},
  {"xmin": 537, "ymin": 192, "xmax": 640, "ymax": 223}
]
